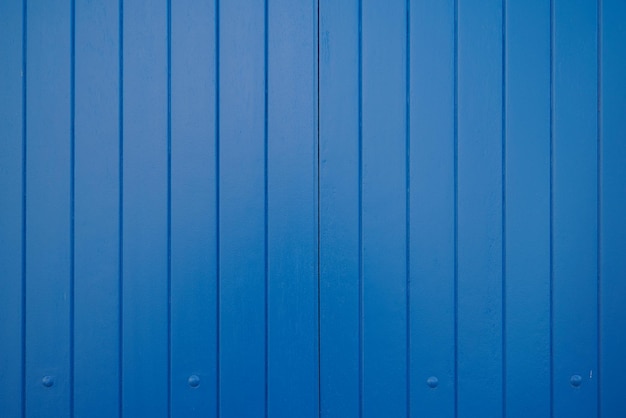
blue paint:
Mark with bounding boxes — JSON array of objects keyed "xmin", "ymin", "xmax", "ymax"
[
  {"xmin": 266, "ymin": 0, "xmax": 319, "ymax": 415},
  {"xmin": 0, "ymin": 1, "xmax": 24, "ymax": 416},
  {"xmin": 170, "ymin": 0, "xmax": 218, "ymax": 416},
  {"xmin": 74, "ymin": 0, "xmax": 120, "ymax": 416},
  {"xmin": 504, "ymin": 0, "xmax": 551, "ymax": 416},
  {"xmin": 319, "ymin": 0, "xmax": 360, "ymax": 416},
  {"xmin": 361, "ymin": 0, "xmax": 407, "ymax": 416},
  {"xmin": 600, "ymin": 1, "xmax": 626, "ymax": 416},
  {"xmin": 122, "ymin": 0, "xmax": 169, "ymax": 416},
  {"xmin": 409, "ymin": 0, "xmax": 456, "ymax": 416},
  {"xmin": 219, "ymin": 0, "xmax": 266, "ymax": 415},
  {"xmin": 552, "ymin": 0, "xmax": 599, "ymax": 416},
  {"xmin": 1, "ymin": 1, "xmax": 625, "ymax": 417},
  {"xmin": 25, "ymin": 1, "xmax": 73, "ymax": 416},
  {"xmin": 457, "ymin": 1, "xmax": 504, "ymax": 415}
]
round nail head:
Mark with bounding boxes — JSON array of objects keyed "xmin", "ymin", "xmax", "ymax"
[
  {"xmin": 570, "ymin": 375, "xmax": 582, "ymax": 387},
  {"xmin": 42, "ymin": 376, "xmax": 54, "ymax": 388},
  {"xmin": 188, "ymin": 375, "xmax": 200, "ymax": 388},
  {"xmin": 426, "ymin": 376, "xmax": 439, "ymax": 388}
]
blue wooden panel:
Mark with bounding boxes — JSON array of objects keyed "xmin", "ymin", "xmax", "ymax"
[
  {"xmin": 457, "ymin": 0, "xmax": 503, "ymax": 416},
  {"xmin": 170, "ymin": 0, "xmax": 218, "ymax": 416},
  {"xmin": 218, "ymin": 0, "xmax": 266, "ymax": 415},
  {"xmin": 3, "ymin": 3, "xmax": 626, "ymax": 417},
  {"xmin": 319, "ymin": 0, "xmax": 360, "ymax": 416},
  {"xmin": 552, "ymin": 0, "xmax": 598, "ymax": 416},
  {"xmin": 267, "ymin": 0, "xmax": 318, "ymax": 415},
  {"xmin": 24, "ymin": 0, "xmax": 72, "ymax": 416},
  {"xmin": 504, "ymin": 0, "xmax": 551, "ymax": 416},
  {"xmin": 600, "ymin": 1, "xmax": 626, "ymax": 416},
  {"xmin": 361, "ymin": 0, "xmax": 407, "ymax": 416},
  {"xmin": 0, "ymin": 0, "xmax": 24, "ymax": 416},
  {"xmin": 409, "ymin": 0, "xmax": 455, "ymax": 416},
  {"xmin": 73, "ymin": 1, "xmax": 120, "ymax": 416},
  {"xmin": 122, "ymin": 0, "xmax": 168, "ymax": 415}
]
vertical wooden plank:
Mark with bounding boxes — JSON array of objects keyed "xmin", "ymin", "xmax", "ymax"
[
  {"xmin": 361, "ymin": 0, "xmax": 407, "ymax": 416},
  {"xmin": 600, "ymin": 1, "xmax": 626, "ymax": 415},
  {"xmin": 73, "ymin": 1, "xmax": 120, "ymax": 416},
  {"xmin": 409, "ymin": 0, "xmax": 455, "ymax": 416},
  {"xmin": 24, "ymin": 0, "xmax": 72, "ymax": 416},
  {"xmin": 218, "ymin": 0, "xmax": 266, "ymax": 415},
  {"xmin": 456, "ymin": 0, "xmax": 503, "ymax": 416},
  {"xmin": 170, "ymin": 0, "xmax": 217, "ymax": 416},
  {"xmin": 0, "ymin": 0, "xmax": 24, "ymax": 416},
  {"xmin": 267, "ymin": 0, "xmax": 318, "ymax": 415},
  {"xmin": 319, "ymin": 0, "xmax": 360, "ymax": 416},
  {"xmin": 122, "ymin": 0, "xmax": 168, "ymax": 416},
  {"xmin": 552, "ymin": 0, "xmax": 598, "ymax": 416},
  {"xmin": 504, "ymin": 1, "xmax": 551, "ymax": 416}
]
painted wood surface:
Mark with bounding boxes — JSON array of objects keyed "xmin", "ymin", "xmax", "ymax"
[{"xmin": 1, "ymin": 1, "xmax": 624, "ymax": 417}]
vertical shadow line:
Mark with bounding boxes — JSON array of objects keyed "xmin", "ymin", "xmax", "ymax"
[
  {"xmin": 117, "ymin": 0, "xmax": 124, "ymax": 416},
  {"xmin": 549, "ymin": 0, "xmax": 554, "ymax": 415},
  {"xmin": 215, "ymin": 0, "xmax": 221, "ymax": 415},
  {"xmin": 453, "ymin": 0, "xmax": 459, "ymax": 415},
  {"xmin": 596, "ymin": 0, "xmax": 602, "ymax": 416},
  {"xmin": 21, "ymin": 0, "xmax": 28, "ymax": 416},
  {"xmin": 501, "ymin": 1, "xmax": 507, "ymax": 417},
  {"xmin": 405, "ymin": 0, "xmax": 411, "ymax": 416},
  {"xmin": 70, "ymin": 0, "xmax": 76, "ymax": 415},
  {"xmin": 263, "ymin": 0, "xmax": 269, "ymax": 415},
  {"xmin": 166, "ymin": 0, "xmax": 172, "ymax": 415},
  {"xmin": 357, "ymin": 0, "xmax": 363, "ymax": 415},
  {"xmin": 316, "ymin": 0, "xmax": 321, "ymax": 414}
]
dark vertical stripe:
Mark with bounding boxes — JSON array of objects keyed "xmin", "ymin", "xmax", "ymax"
[
  {"xmin": 118, "ymin": 0, "xmax": 124, "ymax": 416},
  {"xmin": 357, "ymin": 0, "xmax": 363, "ymax": 415},
  {"xmin": 21, "ymin": 1, "xmax": 27, "ymax": 416},
  {"xmin": 315, "ymin": 0, "xmax": 322, "ymax": 418},
  {"xmin": 404, "ymin": 0, "xmax": 411, "ymax": 416},
  {"xmin": 264, "ymin": 0, "xmax": 269, "ymax": 415},
  {"xmin": 215, "ymin": 0, "xmax": 221, "ymax": 415},
  {"xmin": 501, "ymin": 1, "xmax": 507, "ymax": 417},
  {"xmin": 166, "ymin": 0, "xmax": 172, "ymax": 415},
  {"xmin": 548, "ymin": 0, "xmax": 554, "ymax": 416},
  {"xmin": 596, "ymin": 0, "xmax": 602, "ymax": 416},
  {"xmin": 450, "ymin": 0, "xmax": 461, "ymax": 408},
  {"xmin": 70, "ymin": 0, "xmax": 76, "ymax": 415}
]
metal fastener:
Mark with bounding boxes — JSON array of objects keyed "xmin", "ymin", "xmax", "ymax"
[
  {"xmin": 570, "ymin": 375, "xmax": 582, "ymax": 387},
  {"xmin": 188, "ymin": 375, "xmax": 200, "ymax": 388},
  {"xmin": 42, "ymin": 376, "xmax": 54, "ymax": 388},
  {"xmin": 426, "ymin": 376, "xmax": 439, "ymax": 388}
]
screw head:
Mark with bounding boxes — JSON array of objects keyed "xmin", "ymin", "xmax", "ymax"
[
  {"xmin": 570, "ymin": 375, "xmax": 582, "ymax": 387},
  {"xmin": 188, "ymin": 375, "xmax": 200, "ymax": 388},
  {"xmin": 42, "ymin": 376, "xmax": 54, "ymax": 388},
  {"xmin": 426, "ymin": 376, "xmax": 439, "ymax": 388}
]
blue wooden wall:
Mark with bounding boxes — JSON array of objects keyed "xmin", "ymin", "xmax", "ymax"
[{"xmin": 0, "ymin": 1, "xmax": 624, "ymax": 417}]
